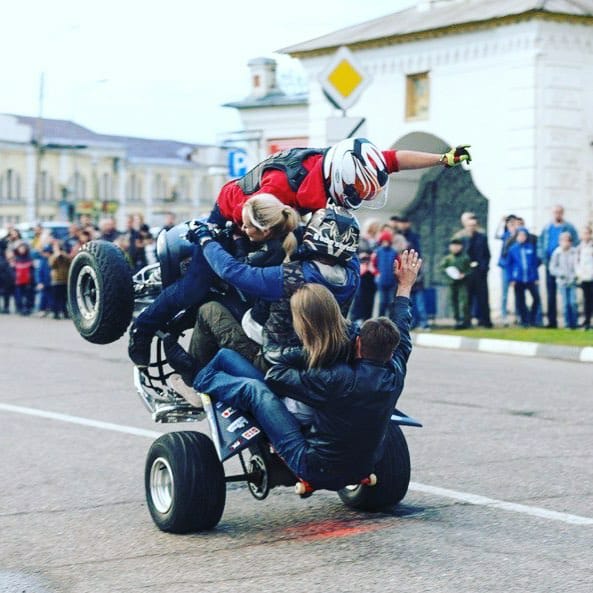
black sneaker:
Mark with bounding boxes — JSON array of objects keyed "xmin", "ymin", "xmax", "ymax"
[
  {"xmin": 128, "ymin": 325, "xmax": 153, "ymax": 367},
  {"xmin": 162, "ymin": 333, "xmax": 198, "ymax": 379}
]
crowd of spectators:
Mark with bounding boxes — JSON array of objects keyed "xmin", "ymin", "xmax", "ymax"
[
  {"xmin": 1, "ymin": 206, "xmax": 592, "ymax": 331},
  {"xmin": 350, "ymin": 205, "xmax": 593, "ymax": 331},
  {"xmin": 0, "ymin": 212, "xmax": 176, "ymax": 319}
]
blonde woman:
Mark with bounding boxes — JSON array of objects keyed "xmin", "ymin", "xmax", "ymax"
[{"xmin": 129, "ymin": 193, "xmax": 301, "ymax": 367}]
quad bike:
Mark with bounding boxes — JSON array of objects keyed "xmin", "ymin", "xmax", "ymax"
[{"xmin": 67, "ymin": 223, "xmax": 422, "ymax": 533}]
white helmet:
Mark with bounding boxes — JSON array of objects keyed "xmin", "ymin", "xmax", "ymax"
[{"xmin": 323, "ymin": 138, "xmax": 389, "ymax": 209}]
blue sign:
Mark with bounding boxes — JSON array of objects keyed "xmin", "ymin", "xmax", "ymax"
[{"xmin": 228, "ymin": 149, "xmax": 248, "ymax": 178}]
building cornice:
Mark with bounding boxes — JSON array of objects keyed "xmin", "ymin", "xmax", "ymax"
[{"xmin": 285, "ymin": 11, "xmax": 593, "ymax": 59}]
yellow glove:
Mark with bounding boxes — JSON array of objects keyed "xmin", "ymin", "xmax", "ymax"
[{"xmin": 441, "ymin": 145, "xmax": 471, "ymax": 167}]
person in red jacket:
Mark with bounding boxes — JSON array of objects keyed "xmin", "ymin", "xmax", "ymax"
[
  {"xmin": 129, "ymin": 138, "xmax": 470, "ymax": 366},
  {"xmin": 212, "ymin": 139, "xmax": 471, "ymax": 224},
  {"xmin": 12, "ymin": 242, "xmax": 35, "ymax": 316}
]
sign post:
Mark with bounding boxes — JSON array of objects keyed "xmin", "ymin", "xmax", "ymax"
[
  {"xmin": 319, "ymin": 46, "xmax": 371, "ymax": 142},
  {"xmin": 318, "ymin": 46, "xmax": 371, "ymax": 113},
  {"xmin": 228, "ymin": 148, "xmax": 248, "ymax": 178}
]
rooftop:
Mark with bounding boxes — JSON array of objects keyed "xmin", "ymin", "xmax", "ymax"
[
  {"xmin": 8, "ymin": 114, "xmax": 219, "ymax": 163},
  {"xmin": 279, "ymin": 0, "xmax": 593, "ymax": 56}
]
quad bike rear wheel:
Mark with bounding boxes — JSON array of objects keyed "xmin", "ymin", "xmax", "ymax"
[
  {"xmin": 338, "ymin": 422, "xmax": 410, "ymax": 511},
  {"xmin": 145, "ymin": 431, "xmax": 226, "ymax": 533},
  {"xmin": 68, "ymin": 240, "xmax": 134, "ymax": 344}
]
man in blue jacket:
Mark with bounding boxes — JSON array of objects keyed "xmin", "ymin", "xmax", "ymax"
[
  {"xmin": 537, "ymin": 205, "xmax": 579, "ymax": 328},
  {"xmin": 193, "ymin": 249, "xmax": 420, "ymax": 491},
  {"xmin": 507, "ymin": 227, "xmax": 541, "ymax": 327}
]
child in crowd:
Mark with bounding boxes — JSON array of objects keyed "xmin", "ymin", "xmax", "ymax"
[
  {"xmin": 35, "ymin": 245, "xmax": 54, "ymax": 316},
  {"xmin": 12, "ymin": 242, "xmax": 35, "ymax": 315},
  {"xmin": 507, "ymin": 227, "xmax": 541, "ymax": 327},
  {"xmin": 496, "ymin": 214, "xmax": 519, "ymax": 326},
  {"xmin": 439, "ymin": 237, "xmax": 471, "ymax": 329},
  {"xmin": 372, "ymin": 229, "xmax": 398, "ymax": 318},
  {"xmin": 549, "ymin": 231, "xmax": 578, "ymax": 329},
  {"xmin": 49, "ymin": 240, "xmax": 71, "ymax": 319},
  {"xmin": 576, "ymin": 225, "xmax": 593, "ymax": 330}
]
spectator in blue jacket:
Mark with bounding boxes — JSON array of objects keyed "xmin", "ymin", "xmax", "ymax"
[
  {"xmin": 508, "ymin": 227, "xmax": 541, "ymax": 327},
  {"xmin": 537, "ymin": 205, "xmax": 579, "ymax": 327},
  {"xmin": 372, "ymin": 229, "xmax": 398, "ymax": 318},
  {"xmin": 495, "ymin": 214, "xmax": 519, "ymax": 326},
  {"xmin": 35, "ymin": 245, "xmax": 53, "ymax": 316}
]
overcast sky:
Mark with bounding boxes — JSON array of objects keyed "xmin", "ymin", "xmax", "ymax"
[{"xmin": 2, "ymin": 0, "xmax": 416, "ymax": 144}]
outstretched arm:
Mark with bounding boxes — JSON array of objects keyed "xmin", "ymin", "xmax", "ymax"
[
  {"xmin": 396, "ymin": 145, "xmax": 471, "ymax": 170},
  {"xmin": 202, "ymin": 241, "xmax": 284, "ymax": 301}
]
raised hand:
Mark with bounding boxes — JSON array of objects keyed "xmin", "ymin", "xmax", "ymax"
[{"xmin": 394, "ymin": 249, "xmax": 423, "ymax": 297}]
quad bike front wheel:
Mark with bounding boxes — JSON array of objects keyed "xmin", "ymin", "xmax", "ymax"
[
  {"xmin": 145, "ymin": 431, "xmax": 226, "ymax": 533},
  {"xmin": 338, "ymin": 422, "xmax": 411, "ymax": 511},
  {"xmin": 68, "ymin": 240, "xmax": 134, "ymax": 344}
]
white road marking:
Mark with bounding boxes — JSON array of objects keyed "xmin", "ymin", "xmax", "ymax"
[
  {"xmin": 2, "ymin": 402, "xmax": 592, "ymax": 526},
  {"xmin": 410, "ymin": 482, "xmax": 593, "ymax": 526},
  {"xmin": 0, "ymin": 403, "xmax": 162, "ymax": 438}
]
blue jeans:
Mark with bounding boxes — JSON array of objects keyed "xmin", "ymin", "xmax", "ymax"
[
  {"xmin": 377, "ymin": 285, "xmax": 395, "ymax": 318},
  {"xmin": 135, "ymin": 243, "xmax": 216, "ymax": 333},
  {"xmin": 14, "ymin": 285, "xmax": 34, "ymax": 314},
  {"xmin": 500, "ymin": 267, "xmax": 515, "ymax": 321},
  {"xmin": 410, "ymin": 289, "xmax": 429, "ymax": 329},
  {"xmin": 194, "ymin": 349, "xmax": 309, "ymax": 481},
  {"xmin": 559, "ymin": 284, "xmax": 578, "ymax": 328},
  {"xmin": 513, "ymin": 281, "xmax": 540, "ymax": 327}
]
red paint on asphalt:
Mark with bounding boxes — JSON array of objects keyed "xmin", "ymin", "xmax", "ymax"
[{"xmin": 281, "ymin": 519, "xmax": 383, "ymax": 541}]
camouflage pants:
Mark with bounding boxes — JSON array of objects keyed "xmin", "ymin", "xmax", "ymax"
[
  {"xmin": 188, "ymin": 301, "xmax": 268, "ymax": 372},
  {"xmin": 449, "ymin": 281, "xmax": 470, "ymax": 325}
]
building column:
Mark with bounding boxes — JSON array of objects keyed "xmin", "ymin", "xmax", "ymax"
[
  {"xmin": 192, "ymin": 171, "xmax": 202, "ymax": 214},
  {"xmin": 25, "ymin": 148, "xmax": 37, "ymax": 221},
  {"xmin": 116, "ymin": 160, "xmax": 127, "ymax": 230},
  {"xmin": 144, "ymin": 167, "xmax": 153, "ymax": 223}
]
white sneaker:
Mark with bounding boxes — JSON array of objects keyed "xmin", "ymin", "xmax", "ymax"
[{"xmin": 169, "ymin": 373, "xmax": 203, "ymax": 409}]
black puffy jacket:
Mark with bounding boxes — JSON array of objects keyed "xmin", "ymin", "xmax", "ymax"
[{"xmin": 265, "ymin": 296, "xmax": 413, "ymax": 484}]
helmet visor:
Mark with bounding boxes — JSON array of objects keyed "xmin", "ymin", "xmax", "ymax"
[{"xmin": 360, "ymin": 177, "xmax": 390, "ymax": 211}]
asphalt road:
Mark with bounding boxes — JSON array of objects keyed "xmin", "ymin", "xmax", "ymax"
[{"xmin": 1, "ymin": 316, "xmax": 592, "ymax": 593}]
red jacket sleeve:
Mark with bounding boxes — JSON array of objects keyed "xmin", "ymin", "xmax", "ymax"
[{"xmin": 382, "ymin": 150, "xmax": 399, "ymax": 174}]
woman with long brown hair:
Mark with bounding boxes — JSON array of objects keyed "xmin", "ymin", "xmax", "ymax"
[{"xmin": 290, "ymin": 283, "xmax": 351, "ymax": 369}]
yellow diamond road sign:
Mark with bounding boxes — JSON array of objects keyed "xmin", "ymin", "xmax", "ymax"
[{"xmin": 319, "ymin": 46, "xmax": 371, "ymax": 111}]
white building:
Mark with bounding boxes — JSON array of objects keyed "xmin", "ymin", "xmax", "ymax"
[
  {"xmin": 0, "ymin": 114, "xmax": 231, "ymax": 229},
  {"xmin": 225, "ymin": 0, "xmax": 593, "ymax": 314}
]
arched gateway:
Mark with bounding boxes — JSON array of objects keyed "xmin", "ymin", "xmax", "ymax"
[{"xmin": 388, "ymin": 132, "xmax": 488, "ymax": 290}]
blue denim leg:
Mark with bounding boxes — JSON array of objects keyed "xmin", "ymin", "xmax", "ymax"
[
  {"xmin": 194, "ymin": 349, "xmax": 308, "ymax": 477},
  {"xmin": 135, "ymin": 243, "xmax": 216, "ymax": 333},
  {"xmin": 201, "ymin": 348, "xmax": 265, "ymax": 381},
  {"xmin": 501, "ymin": 268, "xmax": 510, "ymax": 320},
  {"xmin": 378, "ymin": 286, "xmax": 395, "ymax": 318},
  {"xmin": 411, "ymin": 289, "xmax": 429, "ymax": 328},
  {"xmin": 562, "ymin": 286, "xmax": 578, "ymax": 328}
]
